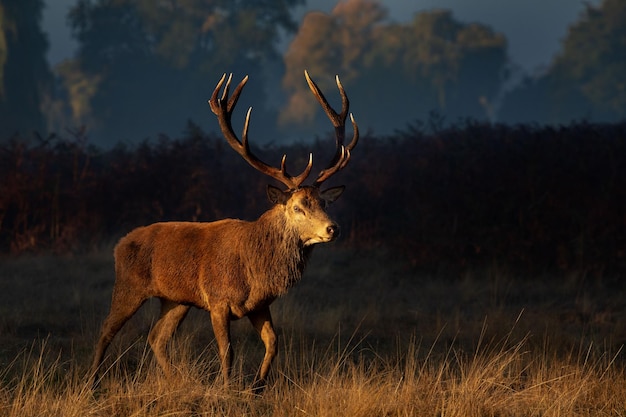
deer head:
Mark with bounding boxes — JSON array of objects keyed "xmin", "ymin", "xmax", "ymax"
[{"xmin": 208, "ymin": 71, "xmax": 359, "ymax": 245}]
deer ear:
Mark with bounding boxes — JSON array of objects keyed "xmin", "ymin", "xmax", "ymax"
[
  {"xmin": 320, "ymin": 185, "xmax": 345, "ymax": 204},
  {"xmin": 267, "ymin": 184, "xmax": 290, "ymax": 204}
]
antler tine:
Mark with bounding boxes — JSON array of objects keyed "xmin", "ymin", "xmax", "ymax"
[
  {"xmin": 304, "ymin": 71, "xmax": 359, "ymax": 187},
  {"xmin": 304, "ymin": 71, "xmax": 347, "ymax": 151},
  {"xmin": 209, "ymin": 74, "xmax": 313, "ymax": 190},
  {"xmin": 209, "ymin": 73, "xmax": 227, "ymax": 114},
  {"xmin": 221, "ymin": 73, "xmax": 232, "ymax": 103},
  {"xmin": 227, "ymin": 74, "xmax": 247, "ymax": 113},
  {"xmin": 346, "ymin": 112, "xmax": 359, "ymax": 152},
  {"xmin": 305, "ymin": 71, "xmax": 349, "ymax": 127}
]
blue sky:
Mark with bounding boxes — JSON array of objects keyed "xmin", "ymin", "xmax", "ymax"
[{"xmin": 42, "ymin": 0, "xmax": 600, "ymax": 73}]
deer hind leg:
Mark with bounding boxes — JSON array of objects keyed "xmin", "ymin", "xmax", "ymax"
[
  {"xmin": 147, "ymin": 299, "xmax": 190, "ymax": 376},
  {"xmin": 90, "ymin": 289, "xmax": 146, "ymax": 384},
  {"xmin": 210, "ymin": 305, "xmax": 232, "ymax": 387},
  {"xmin": 248, "ymin": 306, "xmax": 277, "ymax": 392}
]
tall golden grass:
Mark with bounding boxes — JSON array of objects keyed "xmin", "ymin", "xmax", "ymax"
[
  {"xmin": 2, "ymin": 331, "xmax": 624, "ymax": 416},
  {"xmin": 1, "ymin": 248, "xmax": 625, "ymax": 416}
]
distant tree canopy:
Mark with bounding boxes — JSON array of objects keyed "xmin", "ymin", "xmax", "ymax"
[
  {"xmin": 500, "ymin": 0, "xmax": 626, "ymax": 124},
  {"xmin": 1, "ymin": 0, "xmax": 625, "ymax": 145},
  {"xmin": 281, "ymin": 0, "xmax": 507, "ymax": 135},
  {"xmin": 0, "ymin": 0, "xmax": 52, "ymax": 139},
  {"xmin": 59, "ymin": 0, "xmax": 303, "ymax": 145}
]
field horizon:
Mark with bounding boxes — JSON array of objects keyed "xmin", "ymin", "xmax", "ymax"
[{"xmin": 1, "ymin": 247, "xmax": 625, "ymax": 416}]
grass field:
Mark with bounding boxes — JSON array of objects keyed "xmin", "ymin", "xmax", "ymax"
[{"xmin": 1, "ymin": 247, "xmax": 625, "ymax": 416}]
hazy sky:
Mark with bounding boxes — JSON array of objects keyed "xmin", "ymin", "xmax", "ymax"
[{"xmin": 42, "ymin": 0, "xmax": 600, "ymax": 73}]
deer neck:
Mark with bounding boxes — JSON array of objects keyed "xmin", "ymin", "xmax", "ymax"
[{"xmin": 246, "ymin": 207, "xmax": 312, "ymax": 297}]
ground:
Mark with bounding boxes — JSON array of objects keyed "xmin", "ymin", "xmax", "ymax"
[{"xmin": 1, "ymin": 246, "xmax": 625, "ymax": 416}]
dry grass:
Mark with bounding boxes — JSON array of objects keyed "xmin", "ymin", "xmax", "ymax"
[
  {"xmin": 2, "ymin": 331, "xmax": 625, "ymax": 416},
  {"xmin": 1, "ymin": 247, "xmax": 625, "ymax": 416}
]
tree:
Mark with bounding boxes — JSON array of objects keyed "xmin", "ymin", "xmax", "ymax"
[
  {"xmin": 280, "ymin": 0, "xmax": 387, "ymax": 129},
  {"xmin": 62, "ymin": 0, "xmax": 303, "ymax": 146},
  {"xmin": 281, "ymin": 1, "xmax": 507, "ymax": 135},
  {"xmin": 500, "ymin": 0, "xmax": 626, "ymax": 124},
  {"xmin": 0, "ymin": 0, "xmax": 52, "ymax": 139},
  {"xmin": 555, "ymin": 0, "xmax": 626, "ymax": 120}
]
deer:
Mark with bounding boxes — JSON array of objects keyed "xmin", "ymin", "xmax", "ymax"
[{"xmin": 89, "ymin": 71, "xmax": 359, "ymax": 391}]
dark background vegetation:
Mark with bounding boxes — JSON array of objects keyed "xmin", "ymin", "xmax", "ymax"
[{"xmin": 2, "ymin": 120, "xmax": 625, "ymax": 280}]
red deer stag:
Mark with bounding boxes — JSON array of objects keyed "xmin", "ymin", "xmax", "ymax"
[{"xmin": 90, "ymin": 71, "xmax": 359, "ymax": 390}]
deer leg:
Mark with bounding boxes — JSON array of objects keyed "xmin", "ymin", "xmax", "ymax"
[
  {"xmin": 148, "ymin": 299, "xmax": 190, "ymax": 377},
  {"xmin": 90, "ymin": 290, "xmax": 146, "ymax": 384},
  {"xmin": 248, "ymin": 306, "xmax": 276, "ymax": 392},
  {"xmin": 210, "ymin": 306, "xmax": 232, "ymax": 386}
]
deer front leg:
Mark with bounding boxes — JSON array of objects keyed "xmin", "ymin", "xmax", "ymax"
[
  {"xmin": 248, "ymin": 306, "xmax": 277, "ymax": 392},
  {"xmin": 210, "ymin": 306, "xmax": 232, "ymax": 386}
]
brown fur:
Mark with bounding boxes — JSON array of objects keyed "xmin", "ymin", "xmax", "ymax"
[{"xmin": 90, "ymin": 185, "xmax": 343, "ymax": 389}]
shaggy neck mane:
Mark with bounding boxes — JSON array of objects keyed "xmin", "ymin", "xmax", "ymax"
[{"xmin": 245, "ymin": 206, "xmax": 312, "ymax": 297}]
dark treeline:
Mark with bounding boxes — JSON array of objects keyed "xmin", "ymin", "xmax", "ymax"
[{"xmin": 2, "ymin": 122, "xmax": 625, "ymax": 279}]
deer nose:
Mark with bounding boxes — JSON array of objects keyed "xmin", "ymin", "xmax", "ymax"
[{"xmin": 327, "ymin": 223, "xmax": 340, "ymax": 237}]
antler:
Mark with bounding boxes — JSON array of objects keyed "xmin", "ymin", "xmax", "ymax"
[
  {"xmin": 209, "ymin": 73, "xmax": 313, "ymax": 190},
  {"xmin": 304, "ymin": 70, "xmax": 359, "ymax": 187}
]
